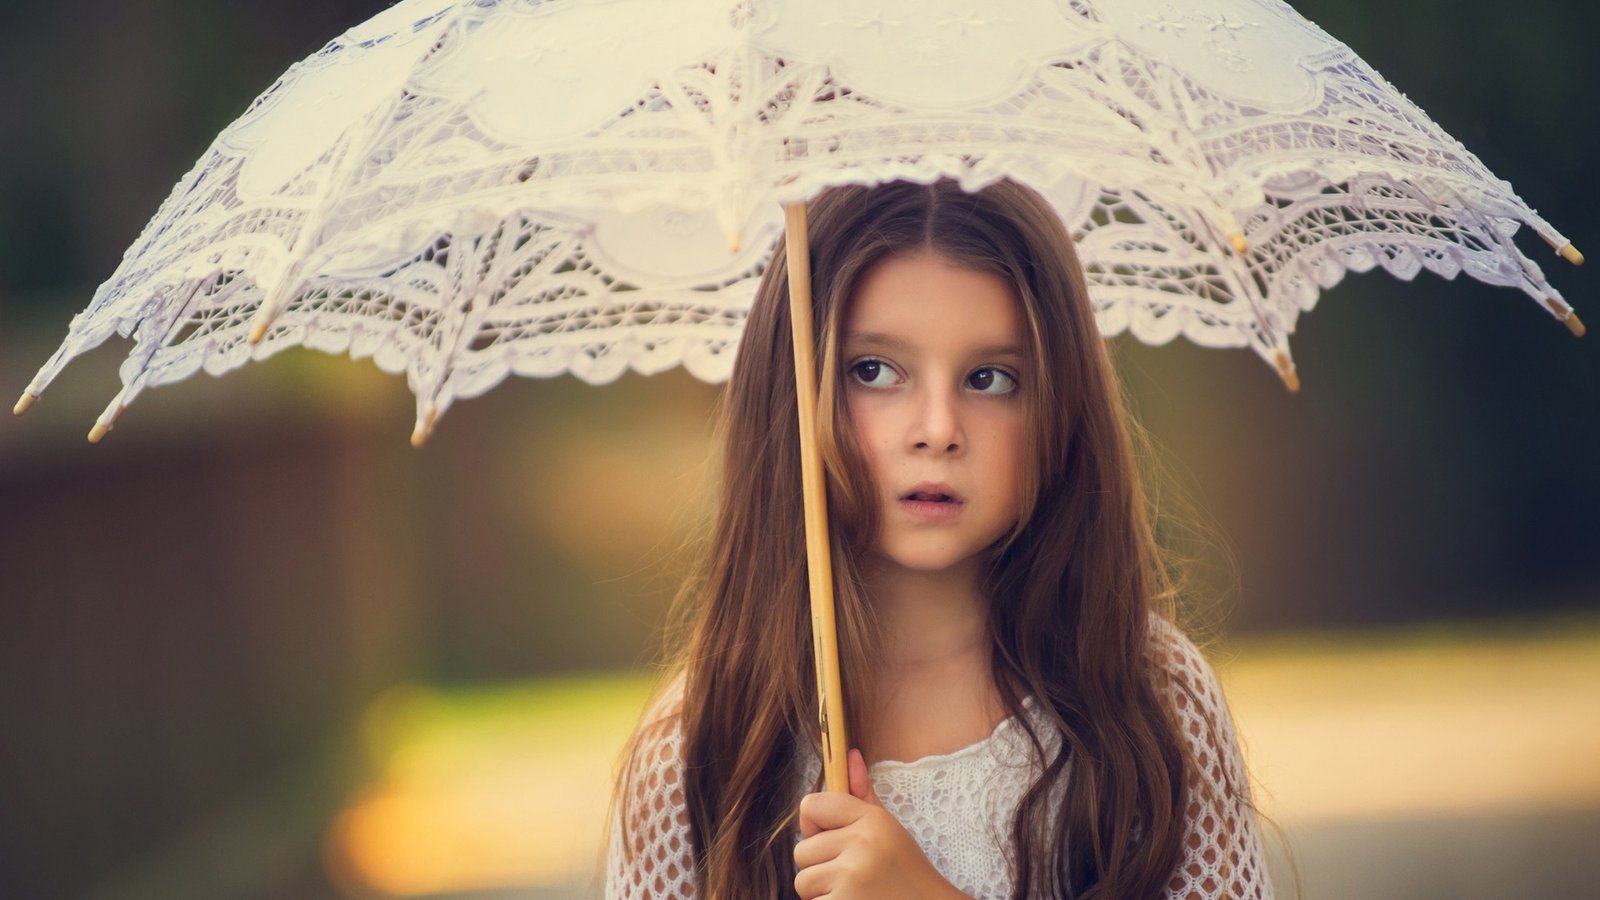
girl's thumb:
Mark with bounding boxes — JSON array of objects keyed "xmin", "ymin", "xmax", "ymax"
[{"xmin": 847, "ymin": 749, "xmax": 881, "ymax": 806}]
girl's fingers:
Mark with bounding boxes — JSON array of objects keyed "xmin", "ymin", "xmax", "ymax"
[
  {"xmin": 797, "ymin": 790, "xmax": 868, "ymax": 838},
  {"xmin": 846, "ymin": 748, "xmax": 882, "ymax": 806},
  {"xmin": 793, "ymin": 827, "xmax": 850, "ymax": 870},
  {"xmin": 793, "ymin": 860, "xmax": 832, "ymax": 900}
]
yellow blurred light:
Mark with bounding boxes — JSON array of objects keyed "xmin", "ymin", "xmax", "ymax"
[
  {"xmin": 328, "ymin": 678, "xmax": 652, "ymax": 898},
  {"xmin": 1220, "ymin": 625, "xmax": 1600, "ymax": 822}
]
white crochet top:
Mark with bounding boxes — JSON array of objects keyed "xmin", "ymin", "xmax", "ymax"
[{"xmin": 606, "ymin": 618, "xmax": 1271, "ymax": 898}]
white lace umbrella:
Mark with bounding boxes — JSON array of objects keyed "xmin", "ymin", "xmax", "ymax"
[{"xmin": 13, "ymin": 0, "xmax": 1583, "ymax": 788}]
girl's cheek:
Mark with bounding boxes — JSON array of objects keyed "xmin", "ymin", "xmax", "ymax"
[{"xmin": 847, "ymin": 395, "xmax": 898, "ymax": 439}]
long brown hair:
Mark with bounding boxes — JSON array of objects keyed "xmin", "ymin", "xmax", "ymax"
[{"xmin": 616, "ymin": 178, "xmax": 1195, "ymax": 898}]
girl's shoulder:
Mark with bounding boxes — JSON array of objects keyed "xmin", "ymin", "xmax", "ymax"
[
  {"xmin": 1145, "ymin": 612, "xmax": 1228, "ymax": 707},
  {"xmin": 639, "ymin": 671, "xmax": 688, "ymax": 733},
  {"xmin": 1144, "ymin": 612, "xmax": 1241, "ymax": 763},
  {"xmin": 619, "ymin": 671, "xmax": 689, "ymax": 793},
  {"xmin": 608, "ymin": 672, "xmax": 695, "ymax": 899},
  {"xmin": 1144, "ymin": 613, "xmax": 1272, "ymax": 897}
]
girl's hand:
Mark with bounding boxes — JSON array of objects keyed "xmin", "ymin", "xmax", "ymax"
[{"xmin": 793, "ymin": 749, "xmax": 971, "ymax": 900}]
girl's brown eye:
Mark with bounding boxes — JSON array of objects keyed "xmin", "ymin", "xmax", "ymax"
[
  {"xmin": 850, "ymin": 359, "xmax": 897, "ymax": 387},
  {"xmin": 968, "ymin": 367, "xmax": 1017, "ymax": 395}
]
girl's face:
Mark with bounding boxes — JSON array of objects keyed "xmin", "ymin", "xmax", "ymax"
[{"xmin": 841, "ymin": 251, "xmax": 1030, "ymax": 580}]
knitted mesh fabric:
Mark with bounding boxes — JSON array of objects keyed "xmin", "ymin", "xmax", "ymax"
[{"xmin": 606, "ymin": 615, "xmax": 1271, "ymax": 899}]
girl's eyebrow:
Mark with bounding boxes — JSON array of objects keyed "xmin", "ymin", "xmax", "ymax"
[{"xmin": 844, "ymin": 331, "xmax": 1026, "ymax": 360}]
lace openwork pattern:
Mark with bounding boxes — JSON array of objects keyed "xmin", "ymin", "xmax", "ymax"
[
  {"xmin": 605, "ymin": 616, "xmax": 1271, "ymax": 899},
  {"xmin": 22, "ymin": 0, "xmax": 1575, "ymax": 439}
]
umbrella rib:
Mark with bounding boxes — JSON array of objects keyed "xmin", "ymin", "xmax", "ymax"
[
  {"xmin": 86, "ymin": 274, "xmax": 216, "ymax": 443},
  {"xmin": 1189, "ymin": 212, "xmax": 1298, "ymax": 390},
  {"xmin": 409, "ymin": 226, "xmax": 502, "ymax": 445},
  {"xmin": 245, "ymin": 8, "xmax": 470, "ymax": 347}
]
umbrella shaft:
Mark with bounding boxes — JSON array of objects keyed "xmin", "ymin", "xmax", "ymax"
[{"xmin": 784, "ymin": 201, "xmax": 850, "ymax": 793}]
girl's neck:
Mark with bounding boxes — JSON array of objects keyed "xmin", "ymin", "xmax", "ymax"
[
  {"xmin": 861, "ymin": 554, "xmax": 992, "ymax": 679},
  {"xmin": 856, "ymin": 554, "xmax": 1007, "ymax": 763}
]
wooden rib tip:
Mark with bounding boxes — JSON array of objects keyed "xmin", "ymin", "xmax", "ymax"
[
  {"xmin": 247, "ymin": 319, "xmax": 269, "ymax": 345},
  {"xmin": 1564, "ymin": 311, "xmax": 1586, "ymax": 338},
  {"xmin": 1273, "ymin": 350, "xmax": 1301, "ymax": 393},
  {"xmin": 1546, "ymin": 298, "xmax": 1586, "ymax": 337},
  {"xmin": 410, "ymin": 408, "xmax": 439, "ymax": 447},
  {"xmin": 13, "ymin": 393, "xmax": 37, "ymax": 416},
  {"xmin": 726, "ymin": 233, "xmax": 741, "ymax": 254},
  {"xmin": 1229, "ymin": 232, "xmax": 1249, "ymax": 254},
  {"xmin": 1559, "ymin": 243, "xmax": 1584, "ymax": 266},
  {"xmin": 88, "ymin": 404, "xmax": 127, "ymax": 443}
]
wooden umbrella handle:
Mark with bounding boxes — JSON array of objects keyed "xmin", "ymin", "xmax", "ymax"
[{"xmin": 784, "ymin": 201, "xmax": 850, "ymax": 792}]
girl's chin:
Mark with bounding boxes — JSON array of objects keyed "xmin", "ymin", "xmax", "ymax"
[{"xmin": 866, "ymin": 545, "xmax": 985, "ymax": 578}]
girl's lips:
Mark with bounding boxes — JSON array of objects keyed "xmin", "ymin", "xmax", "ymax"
[
  {"xmin": 899, "ymin": 497, "xmax": 964, "ymax": 522},
  {"xmin": 902, "ymin": 482, "xmax": 961, "ymax": 503}
]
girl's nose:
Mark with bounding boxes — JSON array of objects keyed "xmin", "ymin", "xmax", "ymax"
[{"xmin": 910, "ymin": 385, "xmax": 963, "ymax": 455}]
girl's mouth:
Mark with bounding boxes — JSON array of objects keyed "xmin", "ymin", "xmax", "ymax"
[
  {"xmin": 899, "ymin": 486, "xmax": 964, "ymax": 522},
  {"xmin": 901, "ymin": 482, "xmax": 962, "ymax": 504}
]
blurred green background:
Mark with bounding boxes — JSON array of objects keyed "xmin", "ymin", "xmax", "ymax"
[{"xmin": 1, "ymin": 1, "xmax": 1596, "ymax": 898}]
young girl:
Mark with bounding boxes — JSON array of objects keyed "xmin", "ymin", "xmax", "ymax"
[{"xmin": 605, "ymin": 178, "xmax": 1271, "ymax": 898}]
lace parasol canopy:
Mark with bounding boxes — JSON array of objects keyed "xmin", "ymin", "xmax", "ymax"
[{"xmin": 15, "ymin": 0, "xmax": 1583, "ymax": 443}]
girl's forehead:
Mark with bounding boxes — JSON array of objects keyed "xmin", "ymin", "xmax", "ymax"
[{"xmin": 843, "ymin": 252, "xmax": 1025, "ymax": 353}]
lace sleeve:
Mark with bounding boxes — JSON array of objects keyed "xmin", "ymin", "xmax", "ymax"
[
  {"xmin": 605, "ymin": 681, "xmax": 698, "ymax": 900},
  {"xmin": 1151, "ymin": 618, "xmax": 1273, "ymax": 900}
]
